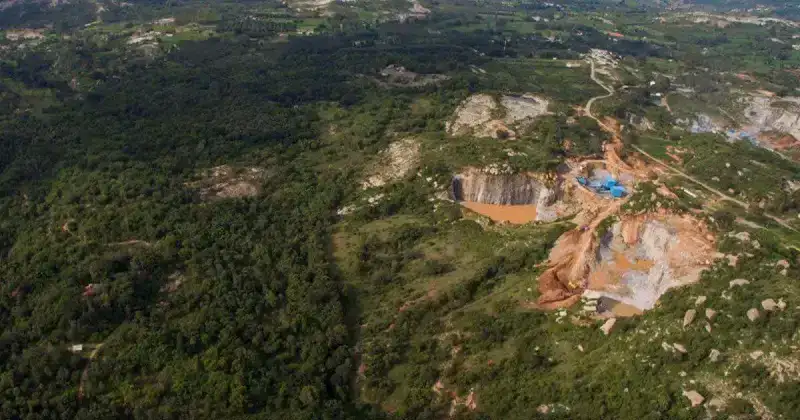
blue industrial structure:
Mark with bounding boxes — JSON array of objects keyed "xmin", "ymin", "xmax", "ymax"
[{"xmin": 577, "ymin": 175, "xmax": 627, "ymax": 198}]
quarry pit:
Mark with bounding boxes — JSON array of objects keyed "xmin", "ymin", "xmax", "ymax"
[{"xmin": 450, "ymin": 168, "xmax": 562, "ymax": 224}]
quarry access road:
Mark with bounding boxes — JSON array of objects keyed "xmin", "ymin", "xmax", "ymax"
[
  {"xmin": 630, "ymin": 145, "xmax": 749, "ymax": 208},
  {"xmin": 585, "ymin": 57, "xmax": 798, "ymax": 234},
  {"xmin": 585, "ymin": 59, "xmax": 615, "ymax": 127},
  {"xmin": 631, "ymin": 145, "xmax": 799, "ymax": 233},
  {"xmin": 78, "ymin": 342, "xmax": 105, "ymax": 400}
]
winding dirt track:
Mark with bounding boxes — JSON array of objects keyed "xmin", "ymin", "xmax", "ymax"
[
  {"xmin": 78, "ymin": 343, "xmax": 105, "ymax": 400},
  {"xmin": 632, "ymin": 145, "xmax": 798, "ymax": 233},
  {"xmin": 584, "ymin": 57, "xmax": 797, "ymax": 233},
  {"xmin": 536, "ymin": 60, "xmax": 632, "ymax": 307},
  {"xmin": 586, "ymin": 59, "xmax": 615, "ymax": 128}
]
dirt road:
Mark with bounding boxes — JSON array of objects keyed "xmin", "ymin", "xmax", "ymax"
[
  {"xmin": 586, "ymin": 59, "xmax": 614, "ymax": 127},
  {"xmin": 78, "ymin": 343, "xmax": 105, "ymax": 400},
  {"xmin": 632, "ymin": 145, "xmax": 798, "ymax": 232}
]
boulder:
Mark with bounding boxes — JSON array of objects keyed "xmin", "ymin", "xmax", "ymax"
[
  {"xmin": 778, "ymin": 298, "xmax": 787, "ymax": 310},
  {"xmin": 705, "ymin": 323, "xmax": 712, "ymax": 333},
  {"xmin": 695, "ymin": 296, "xmax": 707, "ymax": 306},
  {"xmin": 762, "ymin": 298, "xmax": 780, "ymax": 311},
  {"xmin": 732, "ymin": 232, "xmax": 750, "ymax": 242},
  {"xmin": 682, "ymin": 390, "xmax": 705, "ymax": 407},
  {"xmin": 707, "ymin": 397, "xmax": 726, "ymax": 410},
  {"xmin": 747, "ymin": 308, "xmax": 760, "ymax": 322},
  {"xmin": 750, "ymin": 350, "xmax": 764, "ymax": 360},
  {"xmin": 683, "ymin": 309, "xmax": 697, "ymax": 327},
  {"xmin": 705, "ymin": 308, "xmax": 717, "ymax": 320},
  {"xmin": 729, "ymin": 279, "xmax": 750, "ymax": 288},
  {"xmin": 601, "ymin": 318, "xmax": 617, "ymax": 336},
  {"xmin": 673, "ymin": 343, "xmax": 687, "ymax": 353},
  {"xmin": 709, "ymin": 349, "xmax": 721, "ymax": 362}
]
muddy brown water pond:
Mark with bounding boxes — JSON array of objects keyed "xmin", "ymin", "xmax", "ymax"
[{"xmin": 461, "ymin": 201, "xmax": 538, "ymax": 224}]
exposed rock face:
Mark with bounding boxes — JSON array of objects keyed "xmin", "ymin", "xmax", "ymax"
[
  {"xmin": 747, "ymin": 308, "xmax": 760, "ymax": 321},
  {"xmin": 683, "ymin": 309, "xmax": 697, "ymax": 327},
  {"xmin": 586, "ymin": 215, "xmax": 715, "ymax": 310},
  {"xmin": 682, "ymin": 390, "xmax": 705, "ymax": 407},
  {"xmin": 286, "ymin": 0, "xmax": 333, "ymax": 11},
  {"xmin": 729, "ymin": 279, "xmax": 750, "ymax": 288},
  {"xmin": 362, "ymin": 138, "xmax": 420, "ymax": 189},
  {"xmin": 501, "ymin": 95, "xmax": 550, "ymax": 124},
  {"xmin": 451, "ymin": 169, "xmax": 556, "ymax": 206},
  {"xmin": 186, "ymin": 165, "xmax": 266, "ymax": 200},
  {"xmin": 600, "ymin": 318, "xmax": 616, "ymax": 335},
  {"xmin": 745, "ymin": 95, "xmax": 800, "ymax": 140},
  {"xmin": 448, "ymin": 94, "xmax": 498, "ymax": 137},
  {"xmin": 705, "ymin": 308, "xmax": 717, "ymax": 320},
  {"xmin": 447, "ymin": 93, "xmax": 550, "ymax": 139},
  {"xmin": 762, "ymin": 298, "xmax": 781, "ymax": 311}
]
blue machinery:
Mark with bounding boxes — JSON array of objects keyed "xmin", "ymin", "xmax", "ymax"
[{"xmin": 577, "ymin": 176, "xmax": 627, "ymax": 198}]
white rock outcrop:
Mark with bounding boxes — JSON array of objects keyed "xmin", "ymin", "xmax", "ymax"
[
  {"xmin": 601, "ymin": 318, "xmax": 617, "ymax": 336},
  {"xmin": 729, "ymin": 279, "xmax": 750, "ymax": 288},
  {"xmin": 682, "ymin": 390, "xmax": 705, "ymax": 407},
  {"xmin": 683, "ymin": 309, "xmax": 697, "ymax": 327},
  {"xmin": 447, "ymin": 93, "xmax": 550, "ymax": 139},
  {"xmin": 705, "ymin": 308, "xmax": 717, "ymax": 320},
  {"xmin": 762, "ymin": 298, "xmax": 781, "ymax": 311},
  {"xmin": 451, "ymin": 169, "xmax": 555, "ymax": 205},
  {"xmin": 747, "ymin": 308, "xmax": 760, "ymax": 322},
  {"xmin": 744, "ymin": 95, "xmax": 800, "ymax": 140},
  {"xmin": 362, "ymin": 138, "xmax": 420, "ymax": 189}
]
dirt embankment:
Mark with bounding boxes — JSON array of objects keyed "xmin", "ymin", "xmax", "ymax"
[
  {"xmin": 586, "ymin": 214, "xmax": 715, "ymax": 310},
  {"xmin": 537, "ymin": 198, "xmax": 627, "ymax": 308},
  {"xmin": 758, "ymin": 132, "xmax": 800, "ymax": 161},
  {"xmin": 538, "ymin": 212, "xmax": 715, "ymax": 310}
]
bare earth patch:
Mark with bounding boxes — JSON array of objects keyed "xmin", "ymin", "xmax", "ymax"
[
  {"xmin": 446, "ymin": 93, "xmax": 550, "ymax": 139},
  {"xmin": 584, "ymin": 214, "xmax": 716, "ymax": 311},
  {"xmin": 362, "ymin": 138, "xmax": 421, "ymax": 189},
  {"xmin": 376, "ymin": 65, "xmax": 449, "ymax": 87},
  {"xmin": 187, "ymin": 165, "xmax": 266, "ymax": 200},
  {"xmin": 500, "ymin": 95, "xmax": 551, "ymax": 125}
]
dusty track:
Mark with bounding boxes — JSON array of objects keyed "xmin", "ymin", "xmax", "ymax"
[
  {"xmin": 78, "ymin": 343, "xmax": 105, "ymax": 400},
  {"xmin": 586, "ymin": 57, "xmax": 796, "ymax": 234},
  {"xmin": 536, "ymin": 58, "xmax": 636, "ymax": 307},
  {"xmin": 632, "ymin": 145, "xmax": 798, "ymax": 233},
  {"xmin": 586, "ymin": 59, "xmax": 615, "ymax": 129}
]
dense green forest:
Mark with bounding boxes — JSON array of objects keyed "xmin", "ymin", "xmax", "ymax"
[{"xmin": 1, "ymin": 0, "xmax": 800, "ymax": 418}]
